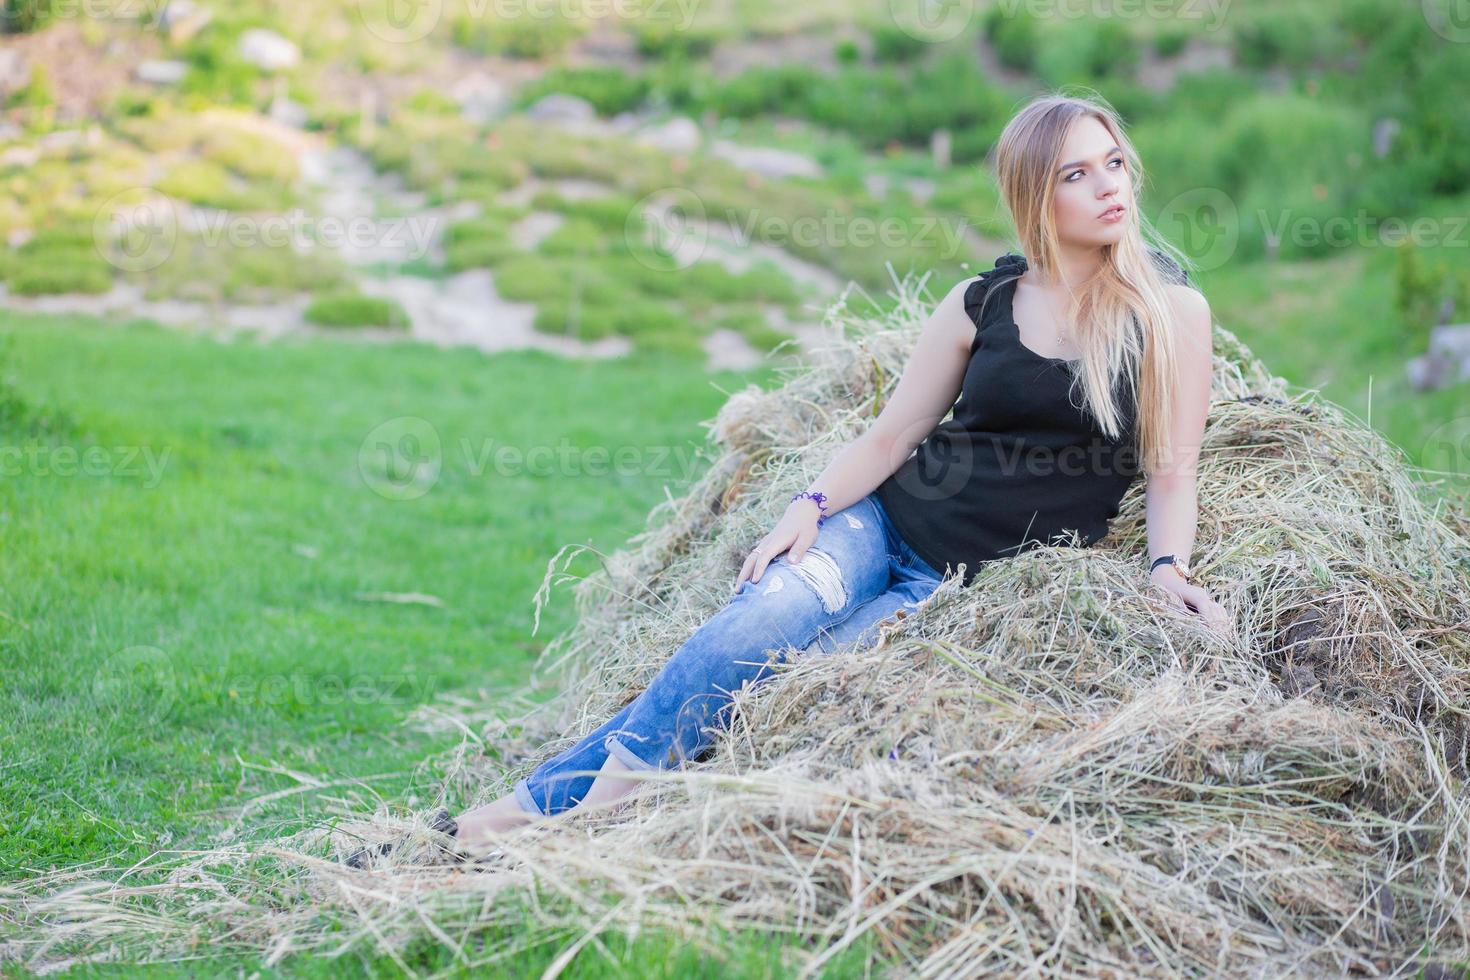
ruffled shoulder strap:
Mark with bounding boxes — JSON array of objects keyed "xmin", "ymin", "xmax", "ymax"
[
  {"xmin": 1147, "ymin": 246, "xmax": 1190, "ymax": 286},
  {"xmin": 962, "ymin": 251, "xmax": 1027, "ymax": 337}
]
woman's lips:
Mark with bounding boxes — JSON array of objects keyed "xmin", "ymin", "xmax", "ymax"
[{"xmin": 1098, "ymin": 204, "xmax": 1126, "ymax": 222}]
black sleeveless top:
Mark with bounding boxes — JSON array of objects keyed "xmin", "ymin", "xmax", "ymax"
[{"xmin": 875, "ymin": 252, "xmax": 1147, "ymax": 587}]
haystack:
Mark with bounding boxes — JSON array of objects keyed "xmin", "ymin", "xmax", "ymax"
[{"xmin": 6, "ymin": 272, "xmax": 1470, "ymax": 977}]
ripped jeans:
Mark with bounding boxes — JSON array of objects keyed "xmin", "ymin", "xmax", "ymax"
[{"xmin": 513, "ymin": 489, "xmax": 945, "ymax": 816}]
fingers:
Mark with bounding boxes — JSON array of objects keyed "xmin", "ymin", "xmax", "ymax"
[
  {"xmin": 786, "ymin": 528, "xmax": 815, "ymax": 566},
  {"xmin": 1174, "ymin": 585, "xmax": 1231, "ymax": 633},
  {"xmin": 753, "ymin": 541, "xmax": 784, "ymax": 583},
  {"xmin": 734, "ymin": 553, "xmax": 755, "ymax": 593}
]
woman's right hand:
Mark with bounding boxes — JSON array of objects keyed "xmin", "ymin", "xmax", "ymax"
[{"xmin": 734, "ymin": 504, "xmax": 822, "ymax": 594}]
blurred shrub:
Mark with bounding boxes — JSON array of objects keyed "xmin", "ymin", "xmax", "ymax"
[
  {"xmin": 645, "ymin": 51, "xmax": 716, "ymax": 112},
  {"xmin": 984, "ymin": 6, "xmax": 1040, "ymax": 71},
  {"xmin": 157, "ymin": 160, "xmax": 264, "ymax": 210},
  {"xmin": 1, "ymin": 0, "xmax": 51, "ymax": 33},
  {"xmin": 493, "ymin": 255, "xmax": 564, "ymax": 303},
  {"xmin": 1035, "ymin": 19, "xmax": 1140, "ymax": 88},
  {"xmin": 713, "ymin": 64, "xmax": 820, "ymax": 118},
  {"xmin": 870, "ymin": 24, "xmax": 928, "ymax": 63},
  {"xmin": 403, "ymin": 89, "xmax": 461, "ymax": 117},
  {"xmin": 538, "ymin": 218, "xmax": 605, "ymax": 257},
  {"xmin": 304, "ymin": 292, "xmax": 409, "ymax": 329},
  {"xmin": 631, "ymin": 23, "xmax": 718, "ymax": 60},
  {"xmin": 1153, "ymin": 27, "xmax": 1190, "ymax": 58},
  {"xmin": 1231, "ymin": 9, "xmax": 1351, "ymax": 71},
  {"xmin": 1394, "ymin": 242, "xmax": 1470, "ymax": 341},
  {"xmin": 4, "ymin": 63, "xmax": 52, "ymax": 109},
  {"xmin": 514, "ymin": 66, "xmax": 651, "ymax": 116},
  {"xmin": 5, "ymin": 239, "xmax": 113, "ymax": 295},
  {"xmin": 443, "ymin": 216, "xmax": 516, "ymax": 271},
  {"xmin": 715, "ymin": 306, "xmax": 789, "ymax": 353},
  {"xmin": 556, "ymin": 194, "xmax": 642, "ymax": 234},
  {"xmin": 180, "ymin": 27, "xmax": 260, "ymax": 105},
  {"xmin": 452, "ymin": 15, "xmax": 583, "ymax": 59}
]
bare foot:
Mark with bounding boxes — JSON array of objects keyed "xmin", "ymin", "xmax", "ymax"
[
  {"xmin": 453, "ymin": 792, "xmax": 541, "ymax": 849},
  {"xmin": 579, "ymin": 752, "xmax": 644, "ymax": 809}
]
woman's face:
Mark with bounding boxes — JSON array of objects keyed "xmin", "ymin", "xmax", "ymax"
[{"xmin": 1050, "ymin": 116, "xmax": 1132, "ymax": 248}]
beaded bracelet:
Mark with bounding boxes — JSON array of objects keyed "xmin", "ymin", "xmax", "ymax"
[{"xmin": 791, "ymin": 489, "xmax": 830, "ymax": 526}]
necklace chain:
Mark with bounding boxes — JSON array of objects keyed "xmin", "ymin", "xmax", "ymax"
[{"xmin": 1039, "ymin": 287, "xmax": 1077, "ymax": 355}]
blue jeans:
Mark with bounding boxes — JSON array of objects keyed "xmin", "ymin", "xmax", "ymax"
[{"xmin": 514, "ymin": 489, "xmax": 944, "ymax": 816}]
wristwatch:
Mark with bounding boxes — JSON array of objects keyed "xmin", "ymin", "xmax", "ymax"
[{"xmin": 1149, "ymin": 554, "xmax": 1192, "ymax": 582}]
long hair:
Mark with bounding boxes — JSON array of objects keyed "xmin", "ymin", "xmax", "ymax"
[{"xmin": 975, "ymin": 90, "xmax": 1197, "ymax": 475}]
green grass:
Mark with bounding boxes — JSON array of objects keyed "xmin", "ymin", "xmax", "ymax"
[
  {"xmin": 304, "ymin": 291, "xmax": 410, "ymax": 329},
  {"xmin": 0, "ymin": 311, "xmax": 814, "ymax": 974}
]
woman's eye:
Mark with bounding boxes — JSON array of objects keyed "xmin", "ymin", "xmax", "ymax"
[{"xmin": 1065, "ymin": 157, "xmax": 1123, "ymax": 182}]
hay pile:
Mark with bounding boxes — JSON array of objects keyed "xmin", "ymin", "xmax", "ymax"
[{"xmin": 6, "ymin": 273, "xmax": 1470, "ymax": 977}]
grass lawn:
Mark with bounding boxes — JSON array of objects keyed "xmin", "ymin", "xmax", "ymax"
[{"xmin": 0, "ymin": 311, "xmax": 900, "ymax": 975}]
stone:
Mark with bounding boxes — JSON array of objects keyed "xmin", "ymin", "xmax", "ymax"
[
  {"xmin": 708, "ymin": 139, "xmax": 822, "ymax": 180},
  {"xmin": 1407, "ymin": 323, "xmax": 1470, "ymax": 391},
  {"xmin": 238, "ymin": 29, "xmax": 300, "ymax": 72},
  {"xmin": 0, "ymin": 50, "xmax": 29, "ymax": 98},
  {"xmin": 0, "ymin": 145, "xmax": 40, "ymax": 169},
  {"xmin": 635, "ymin": 116, "xmax": 701, "ymax": 154},
  {"xmin": 451, "ymin": 72, "xmax": 507, "ymax": 125},
  {"xmin": 135, "ymin": 60, "xmax": 188, "ymax": 86},
  {"xmin": 268, "ymin": 96, "xmax": 309, "ymax": 129},
  {"xmin": 157, "ymin": 0, "xmax": 213, "ymax": 42},
  {"xmin": 524, "ymin": 93, "xmax": 596, "ymax": 125}
]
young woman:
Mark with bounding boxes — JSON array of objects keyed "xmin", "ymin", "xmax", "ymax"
[{"xmin": 346, "ymin": 93, "xmax": 1230, "ymax": 867}]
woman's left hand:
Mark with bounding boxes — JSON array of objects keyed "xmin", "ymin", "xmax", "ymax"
[{"xmin": 1148, "ymin": 567, "xmax": 1231, "ymax": 634}]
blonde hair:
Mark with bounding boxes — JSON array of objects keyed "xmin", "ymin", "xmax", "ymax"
[{"xmin": 977, "ymin": 90, "xmax": 1196, "ymax": 476}]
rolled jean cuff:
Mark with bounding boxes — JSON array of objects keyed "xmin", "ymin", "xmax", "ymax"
[
  {"xmin": 603, "ymin": 733, "xmax": 662, "ymax": 772},
  {"xmin": 513, "ymin": 778, "xmax": 547, "ymax": 816}
]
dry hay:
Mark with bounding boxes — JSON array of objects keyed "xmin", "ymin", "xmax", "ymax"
[{"xmin": 4, "ymin": 272, "xmax": 1470, "ymax": 978}]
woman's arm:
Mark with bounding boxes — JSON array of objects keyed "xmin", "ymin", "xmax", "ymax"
[
  {"xmin": 790, "ymin": 276, "xmax": 980, "ymax": 522},
  {"xmin": 1144, "ymin": 284, "xmax": 1230, "ymax": 631},
  {"xmin": 739, "ymin": 278, "xmax": 978, "ymax": 587}
]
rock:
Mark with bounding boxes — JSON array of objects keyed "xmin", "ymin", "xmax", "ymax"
[
  {"xmin": 904, "ymin": 176, "xmax": 936, "ymax": 205},
  {"xmin": 451, "ymin": 72, "xmax": 507, "ymax": 125},
  {"xmin": 1372, "ymin": 117, "xmax": 1400, "ymax": 159},
  {"xmin": 931, "ymin": 128, "xmax": 952, "ymax": 169},
  {"xmin": 268, "ymin": 96, "xmax": 309, "ymax": 129},
  {"xmin": 1406, "ymin": 352, "xmax": 1452, "ymax": 392},
  {"xmin": 238, "ymin": 29, "xmax": 300, "ymax": 72},
  {"xmin": 635, "ymin": 116, "xmax": 701, "ymax": 155},
  {"xmin": 157, "ymin": 0, "xmax": 213, "ymax": 42},
  {"xmin": 1279, "ymin": 664, "xmax": 1319, "ymax": 698},
  {"xmin": 1407, "ymin": 323, "xmax": 1470, "ymax": 390},
  {"xmin": 0, "ymin": 145, "xmax": 40, "ymax": 169},
  {"xmin": 708, "ymin": 139, "xmax": 822, "ymax": 180},
  {"xmin": 135, "ymin": 60, "xmax": 188, "ymax": 86},
  {"xmin": 524, "ymin": 93, "xmax": 596, "ymax": 125},
  {"xmin": 0, "ymin": 50, "xmax": 28, "ymax": 99},
  {"xmin": 1429, "ymin": 322, "xmax": 1470, "ymax": 368},
  {"xmin": 703, "ymin": 327, "xmax": 766, "ymax": 372}
]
